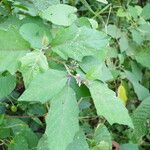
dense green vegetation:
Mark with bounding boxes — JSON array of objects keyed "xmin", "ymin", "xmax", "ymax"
[{"xmin": 0, "ymin": 0, "xmax": 150, "ymax": 150}]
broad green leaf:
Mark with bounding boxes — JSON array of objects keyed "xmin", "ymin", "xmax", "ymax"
[
  {"xmin": 94, "ymin": 124, "xmax": 111, "ymax": 149},
  {"xmin": 128, "ymin": 6, "xmax": 139, "ymax": 19},
  {"xmin": 121, "ymin": 143, "xmax": 139, "ymax": 150},
  {"xmin": 19, "ymin": 51, "xmax": 49, "ymax": 87},
  {"xmin": 66, "ymin": 130, "xmax": 89, "ymax": 150},
  {"xmin": 45, "ymin": 86, "xmax": 79, "ymax": 150},
  {"xmin": 132, "ymin": 97, "xmax": 150, "ymax": 140},
  {"xmin": 88, "ymin": 81, "xmax": 133, "ymax": 128},
  {"xmin": 32, "ymin": 0, "xmax": 60, "ymax": 11},
  {"xmin": 75, "ymin": 17, "xmax": 91, "ymax": 28},
  {"xmin": 138, "ymin": 23, "xmax": 150, "ymax": 40},
  {"xmin": 88, "ymin": 18, "xmax": 98, "ymax": 29},
  {"xmin": 0, "ymin": 27, "xmax": 30, "ymax": 51},
  {"xmin": 131, "ymin": 29, "xmax": 143, "ymax": 44},
  {"xmin": 0, "ymin": 50, "xmax": 27, "ymax": 74},
  {"xmin": 141, "ymin": 3, "xmax": 150, "ymax": 20},
  {"xmin": 5, "ymin": 118, "xmax": 38, "ymax": 149},
  {"xmin": 0, "ymin": 114, "xmax": 4, "ymax": 125},
  {"xmin": 131, "ymin": 61, "xmax": 142, "ymax": 82},
  {"xmin": 80, "ymin": 56, "xmax": 113, "ymax": 81},
  {"xmin": 10, "ymin": 1, "xmax": 37, "ymax": 17},
  {"xmin": 0, "ymin": 126, "xmax": 11, "ymax": 139},
  {"xmin": 18, "ymin": 69, "xmax": 67, "ymax": 103},
  {"xmin": 41, "ymin": 4, "xmax": 77, "ymax": 26},
  {"xmin": 135, "ymin": 49, "xmax": 150, "ymax": 69},
  {"xmin": 125, "ymin": 70, "xmax": 150, "ymax": 100},
  {"xmin": 37, "ymin": 134, "xmax": 49, "ymax": 150},
  {"xmin": 0, "ymin": 16, "xmax": 21, "ymax": 31},
  {"xmin": 8, "ymin": 134, "xmax": 29, "ymax": 150},
  {"xmin": 107, "ymin": 25, "xmax": 121, "ymax": 39},
  {"xmin": 52, "ymin": 25, "xmax": 108, "ymax": 61},
  {"xmin": 0, "ymin": 74, "xmax": 16, "ymax": 99},
  {"xmin": 117, "ymin": 8, "xmax": 129, "ymax": 18},
  {"xmin": 19, "ymin": 23, "xmax": 51, "ymax": 49},
  {"xmin": 92, "ymin": 141, "xmax": 110, "ymax": 150},
  {"xmin": 119, "ymin": 33, "xmax": 129, "ymax": 52}
]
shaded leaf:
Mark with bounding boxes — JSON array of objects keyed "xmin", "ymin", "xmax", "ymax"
[
  {"xmin": 0, "ymin": 74, "xmax": 16, "ymax": 99},
  {"xmin": 8, "ymin": 134, "xmax": 29, "ymax": 150},
  {"xmin": 5, "ymin": 118, "xmax": 38, "ymax": 149},
  {"xmin": 125, "ymin": 70, "xmax": 150, "ymax": 100},
  {"xmin": 94, "ymin": 124, "xmax": 111, "ymax": 148}
]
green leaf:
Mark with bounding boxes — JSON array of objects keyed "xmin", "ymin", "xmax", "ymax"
[
  {"xmin": 75, "ymin": 17, "xmax": 91, "ymax": 28},
  {"xmin": 51, "ymin": 25, "xmax": 108, "ymax": 61},
  {"xmin": 37, "ymin": 134, "xmax": 49, "ymax": 150},
  {"xmin": 18, "ymin": 69, "xmax": 67, "ymax": 103},
  {"xmin": 135, "ymin": 49, "xmax": 150, "ymax": 69},
  {"xmin": 0, "ymin": 74, "xmax": 16, "ymax": 99},
  {"xmin": 8, "ymin": 134, "xmax": 29, "ymax": 150},
  {"xmin": 88, "ymin": 18, "xmax": 98, "ymax": 29},
  {"xmin": 80, "ymin": 56, "xmax": 113, "ymax": 82},
  {"xmin": 19, "ymin": 23, "xmax": 51, "ymax": 49},
  {"xmin": 41, "ymin": 4, "xmax": 77, "ymax": 26},
  {"xmin": 0, "ymin": 50, "xmax": 27, "ymax": 74},
  {"xmin": 0, "ymin": 27, "xmax": 30, "ymax": 51},
  {"xmin": 121, "ymin": 143, "xmax": 139, "ymax": 150},
  {"xmin": 45, "ymin": 85, "xmax": 79, "ymax": 150},
  {"xmin": 132, "ymin": 97, "xmax": 150, "ymax": 140},
  {"xmin": 107, "ymin": 25, "xmax": 122, "ymax": 39},
  {"xmin": 88, "ymin": 81, "xmax": 133, "ymax": 128},
  {"xmin": 0, "ymin": 126, "xmax": 11, "ymax": 139},
  {"xmin": 32, "ymin": 0, "xmax": 60, "ymax": 11},
  {"xmin": 0, "ymin": 16, "xmax": 21, "ymax": 31},
  {"xmin": 141, "ymin": 3, "xmax": 150, "ymax": 20},
  {"xmin": 131, "ymin": 29, "xmax": 143, "ymax": 44},
  {"xmin": 96, "ymin": 0, "xmax": 108, "ymax": 4},
  {"xmin": 131, "ymin": 61, "xmax": 142, "ymax": 82},
  {"xmin": 94, "ymin": 124, "xmax": 111, "ymax": 148},
  {"xmin": 19, "ymin": 51, "xmax": 49, "ymax": 87},
  {"xmin": 138, "ymin": 23, "xmax": 150, "ymax": 40},
  {"xmin": 125, "ymin": 70, "xmax": 150, "ymax": 100},
  {"xmin": 128, "ymin": 6, "xmax": 138, "ymax": 19},
  {"xmin": 0, "ymin": 114, "xmax": 4, "ymax": 125},
  {"xmin": 5, "ymin": 118, "xmax": 38, "ymax": 149},
  {"xmin": 119, "ymin": 33, "xmax": 129, "ymax": 52},
  {"xmin": 92, "ymin": 141, "xmax": 110, "ymax": 150},
  {"xmin": 66, "ymin": 130, "xmax": 89, "ymax": 150}
]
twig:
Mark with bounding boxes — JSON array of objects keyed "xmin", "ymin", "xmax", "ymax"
[{"xmin": 6, "ymin": 114, "xmax": 47, "ymax": 119}]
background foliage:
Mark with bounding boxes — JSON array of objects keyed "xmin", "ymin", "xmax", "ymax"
[{"xmin": 0, "ymin": 0, "xmax": 150, "ymax": 150}]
